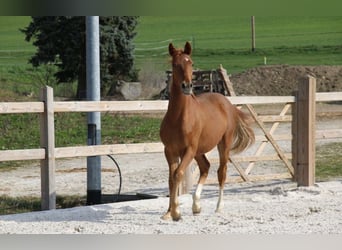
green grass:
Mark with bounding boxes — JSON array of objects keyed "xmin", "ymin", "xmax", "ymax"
[
  {"xmin": 316, "ymin": 142, "xmax": 342, "ymax": 181},
  {"xmin": 0, "ymin": 16, "xmax": 33, "ymax": 51},
  {"xmin": 0, "ymin": 16, "xmax": 35, "ymax": 86},
  {"xmin": 0, "ymin": 113, "xmax": 161, "ymax": 150},
  {"xmin": 134, "ymin": 16, "xmax": 342, "ymax": 72},
  {"xmin": 135, "ymin": 17, "xmax": 342, "ymax": 48},
  {"xmin": 0, "ymin": 195, "xmax": 86, "ymax": 215}
]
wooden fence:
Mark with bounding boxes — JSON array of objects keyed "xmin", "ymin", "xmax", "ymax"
[{"xmin": 0, "ymin": 76, "xmax": 342, "ymax": 210}]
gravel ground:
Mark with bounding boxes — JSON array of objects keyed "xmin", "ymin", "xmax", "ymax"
[{"xmin": 0, "ymin": 180, "xmax": 341, "ymax": 234}]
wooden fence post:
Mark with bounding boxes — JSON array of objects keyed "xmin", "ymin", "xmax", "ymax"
[
  {"xmin": 40, "ymin": 86, "xmax": 56, "ymax": 210},
  {"xmin": 251, "ymin": 16, "xmax": 256, "ymax": 52},
  {"xmin": 292, "ymin": 76, "xmax": 316, "ymax": 186}
]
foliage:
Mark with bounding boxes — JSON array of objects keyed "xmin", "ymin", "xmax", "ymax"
[
  {"xmin": 99, "ymin": 17, "xmax": 139, "ymax": 95},
  {"xmin": 21, "ymin": 16, "xmax": 139, "ymax": 99}
]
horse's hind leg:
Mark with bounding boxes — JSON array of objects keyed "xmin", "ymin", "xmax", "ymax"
[
  {"xmin": 216, "ymin": 139, "xmax": 231, "ymax": 213},
  {"xmin": 192, "ymin": 154, "xmax": 210, "ymax": 215}
]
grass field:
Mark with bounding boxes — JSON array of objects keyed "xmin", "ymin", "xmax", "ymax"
[
  {"xmin": 134, "ymin": 16, "xmax": 342, "ymax": 72},
  {"xmin": 1, "ymin": 16, "xmax": 342, "ymax": 87},
  {"xmin": 0, "ymin": 16, "xmax": 34, "ymax": 67}
]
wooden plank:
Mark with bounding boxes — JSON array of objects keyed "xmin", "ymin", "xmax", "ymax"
[
  {"xmin": 209, "ymin": 153, "xmax": 293, "ymax": 164},
  {"xmin": 0, "ymin": 92, "xmax": 340, "ymax": 115},
  {"xmin": 258, "ymin": 115, "xmax": 292, "ymax": 123},
  {"xmin": 233, "ymin": 153, "xmax": 293, "ymax": 162},
  {"xmin": 316, "ymin": 129, "xmax": 342, "ymax": 139},
  {"xmin": 316, "ymin": 92, "xmax": 342, "ymax": 102},
  {"xmin": 228, "ymin": 96, "xmax": 295, "ymax": 105},
  {"xmin": 229, "ymin": 158, "xmax": 250, "ymax": 181},
  {"xmin": 218, "ymin": 64, "xmax": 236, "ymax": 96},
  {"xmin": 255, "ymin": 134, "xmax": 292, "ymax": 142},
  {"xmin": 0, "ymin": 148, "xmax": 45, "ymax": 161},
  {"xmin": 0, "ymin": 102, "xmax": 43, "ymax": 114},
  {"xmin": 54, "ymin": 100, "xmax": 169, "ymax": 113},
  {"xmin": 53, "ymin": 97, "xmax": 296, "ymax": 113},
  {"xmin": 39, "ymin": 86, "xmax": 56, "ymax": 210},
  {"xmin": 295, "ymin": 76, "xmax": 316, "ymax": 186},
  {"xmin": 55, "ymin": 142, "xmax": 164, "ymax": 158},
  {"xmin": 206, "ymin": 172, "xmax": 292, "ymax": 184}
]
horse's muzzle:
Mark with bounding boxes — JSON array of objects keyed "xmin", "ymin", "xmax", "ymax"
[{"xmin": 181, "ymin": 83, "xmax": 193, "ymax": 95}]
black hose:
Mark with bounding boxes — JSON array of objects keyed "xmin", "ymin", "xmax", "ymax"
[{"xmin": 106, "ymin": 154, "xmax": 122, "ymax": 202}]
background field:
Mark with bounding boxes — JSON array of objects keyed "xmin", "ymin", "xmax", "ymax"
[
  {"xmin": 1, "ymin": 16, "xmax": 342, "ymax": 90},
  {"xmin": 134, "ymin": 16, "xmax": 342, "ymax": 72}
]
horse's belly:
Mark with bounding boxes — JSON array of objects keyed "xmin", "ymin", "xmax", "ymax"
[
  {"xmin": 196, "ymin": 117, "xmax": 228, "ymax": 154},
  {"xmin": 196, "ymin": 136, "xmax": 221, "ymax": 155}
]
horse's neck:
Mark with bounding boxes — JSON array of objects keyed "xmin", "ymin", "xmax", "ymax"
[{"xmin": 167, "ymin": 78, "xmax": 191, "ymax": 118}]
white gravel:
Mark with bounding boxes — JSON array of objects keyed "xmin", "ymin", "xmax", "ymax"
[{"xmin": 0, "ymin": 180, "xmax": 341, "ymax": 234}]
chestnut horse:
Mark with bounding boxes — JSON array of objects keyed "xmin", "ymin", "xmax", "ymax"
[{"xmin": 160, "ymin": 42, "xmax": 255, "ymax": 221}]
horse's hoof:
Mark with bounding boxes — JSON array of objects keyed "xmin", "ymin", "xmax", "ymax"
[
  {"xmin": 192, "ymin": 205, "xmax": 201, "ymax": 215},
  {"xmin": 161, "ymin": 212, "xmax": 172, "ymax": 220},
  {"xmin": 215, "ymin": 208, "xmax": 222, "ymax": 213},
  {"xmin": 193, "ymin": 211, "xmax": 201, "ymax": 216},
  {"xmin": 172, "ymin": 215, "xmax": 182, "ymax": 222},
  {"xmin": 171, "ymin": 211, "xmax": 182, "ymax": 221}
]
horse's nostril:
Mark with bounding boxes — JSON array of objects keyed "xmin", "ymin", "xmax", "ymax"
[{"xmin": 182, "ymin": 83, "xmax": 192, "ymax": 89}]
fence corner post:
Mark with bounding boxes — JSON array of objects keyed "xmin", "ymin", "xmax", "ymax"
[
  {"xmin": 40, "ymin": 86, "xmax": 56, "ymax": 210},
  {"xmin": 293, "ymin": 76, "xmax": 316, "ymax": 186}
]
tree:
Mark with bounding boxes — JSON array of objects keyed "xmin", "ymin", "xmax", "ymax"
[{"xmin": 21, "ymin": 16, "xmax": 139, "ymax": 99}]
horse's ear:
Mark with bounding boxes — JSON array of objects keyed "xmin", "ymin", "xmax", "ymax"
[
  {"xmin": 169, "ymin": 43, "xmax": 175, "ymax": 56},
  {"xmin": 184, "ymin": 41, "xmax": 192, "ymax": 55}
]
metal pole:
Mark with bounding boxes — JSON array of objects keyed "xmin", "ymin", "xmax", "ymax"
[{"xmin": 86, "ymin": 16, "xmax": 101, "ymax": 205}]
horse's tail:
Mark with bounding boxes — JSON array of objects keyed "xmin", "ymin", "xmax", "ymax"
[{"xmin": 231, "ymin": 109, "xmax": 255, "ymax": 154}]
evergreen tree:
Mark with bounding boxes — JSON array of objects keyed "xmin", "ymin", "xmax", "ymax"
[{"xmin": 21, "ymin": 16, "xmax": 139, "ymax": 99}]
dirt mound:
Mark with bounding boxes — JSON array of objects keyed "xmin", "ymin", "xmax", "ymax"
[{"xmin": 230, "ymin": 65, "xmax": 342, "ymax": 96}]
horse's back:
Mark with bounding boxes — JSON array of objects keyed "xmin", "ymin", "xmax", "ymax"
[
  {"xmin": 192, "ymin": 92, "xmax": 238, "ymax": 153},
  {"xmin": 196, "ymin": 92, "xmax": 235, "ymax": 116}
]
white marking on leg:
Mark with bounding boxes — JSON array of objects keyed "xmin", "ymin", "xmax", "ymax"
[
  {"xmin": 192, "ymin": 183, "xmax": 203, "ymax": 214},
  {"xmin": 216, "ymin": 188, "xmax": 224, "ymax": 213}
]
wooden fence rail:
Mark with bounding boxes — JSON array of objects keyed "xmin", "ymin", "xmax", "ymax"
[{"xmin": 0, "ymin": 76, "xmax": 342, "ymax": 210}]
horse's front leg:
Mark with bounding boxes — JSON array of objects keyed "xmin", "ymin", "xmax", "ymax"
[
  {"xmin": 170, "ymin": 148, "xmax": 195, "ymax": 221},
  {"xmin": 162, "ymin": 149, "xmax": 179, "ymax": 220}
]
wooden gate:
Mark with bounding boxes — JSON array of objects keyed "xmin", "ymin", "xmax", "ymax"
[{"xmin": 1, "ymin": 77, "xmax": 342, "ymax": 209}]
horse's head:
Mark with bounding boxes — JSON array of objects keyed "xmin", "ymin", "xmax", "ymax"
[{"xmin": 169, "ymin": 42, "xmax": 193, "ymax": 95}]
